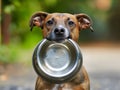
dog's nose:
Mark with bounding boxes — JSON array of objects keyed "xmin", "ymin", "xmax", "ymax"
[{"xmin": 54, "ymin": 27, "xmax": 65, "ymax": 35}]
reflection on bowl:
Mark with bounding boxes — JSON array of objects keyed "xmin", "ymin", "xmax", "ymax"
[{"xmin": 32, "ymin": 39, "xmax": 83, "ymax": 83}]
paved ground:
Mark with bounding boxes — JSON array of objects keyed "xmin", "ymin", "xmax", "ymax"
[
  {"xmin": 81, "ymin": 45, "xmax": 120, "ymax": 90},
  {"xmin": 0, "ymin": 44, "xmax": 120, "ymax": 90}
]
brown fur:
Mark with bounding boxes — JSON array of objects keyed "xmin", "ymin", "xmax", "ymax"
[{"xmin": 30, "ymin": 12, "xmax": 93, "ymax": 90}]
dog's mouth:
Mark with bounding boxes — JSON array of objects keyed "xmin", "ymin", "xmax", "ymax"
[
  {"xmin": 46, "ymin": 35, "xmax": 71, "ymax": 42},
  {"xmin": 46, "ymin": 28, "xmax": 71, "ymax": 42}
]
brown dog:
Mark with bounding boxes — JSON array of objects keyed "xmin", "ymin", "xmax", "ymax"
[{"xmin": 30, "ymin": 12, "xmax": 93, "ymax": 90}]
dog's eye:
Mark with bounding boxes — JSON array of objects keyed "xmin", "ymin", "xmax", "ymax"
[
  {"xmin": 68, "ymin": 21, "xmax": 75, "ymax": 26},
  {"xmin": 46, "ymin": 20, "xmax": 54, "ymax": 26}
]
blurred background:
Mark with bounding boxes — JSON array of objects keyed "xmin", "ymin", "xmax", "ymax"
[{"xmin": 0, "ymin": 0, "xmax": 120, "ymax": 90}]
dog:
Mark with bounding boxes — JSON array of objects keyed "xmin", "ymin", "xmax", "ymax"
[{"xmin": 30, "ymin": 12, "xmax": 93, "ymax": 90}]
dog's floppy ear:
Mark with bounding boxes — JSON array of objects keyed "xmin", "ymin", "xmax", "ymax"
[
  {"xmin": 29, "ymin": 12, "xmax": 48, "ymax": 31},
  {"xmin": 75, "ymin": 14, "xmax": 94, "ymax": 32}
]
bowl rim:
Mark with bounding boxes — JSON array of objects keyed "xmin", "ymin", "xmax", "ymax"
[{"xmin": 32, "ymin": 39, "xmax": 83, "ymax": 83}]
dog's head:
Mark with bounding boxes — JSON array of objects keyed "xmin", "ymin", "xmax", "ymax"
[{"xmin": 30, "ymin": 12, "xmax": 93, "ymax": 42}]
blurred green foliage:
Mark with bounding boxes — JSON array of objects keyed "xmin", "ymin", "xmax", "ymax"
[
  {"xmin": 0, "ymin": 45, "xmax": 18, "ymax": 64},
  {"xmin": 2, "ymin": 0, "xmax": 108, "ymax": 45},
  {"xmin": 2, "ymin": 0, "xmax": 101, "ymax": 45},
  {"xmin": 1, "ymin": 0, "xmax": 120, "ymax": 64}
]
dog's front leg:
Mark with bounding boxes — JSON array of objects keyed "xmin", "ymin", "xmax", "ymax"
[
  {"xmin": 35, "ymin": 77, "xmax": 54, "ymax": 90},
  {"xmin": 70, "ymin": 66, "xmax": 90, "ymax": 90}
]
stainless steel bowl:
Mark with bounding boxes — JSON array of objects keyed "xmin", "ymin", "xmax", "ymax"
[{"xmin": 32, "ymin": 39, "xmax": 83, "ymax": 83}]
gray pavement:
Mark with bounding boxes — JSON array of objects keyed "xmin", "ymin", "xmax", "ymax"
[
  {"xmin": 0, "ymin": 45, "xmax": 120, "ymax": 90},
  {"xmin": 82, "ymin": 45, "xmax": 120, "ymax": 90}
]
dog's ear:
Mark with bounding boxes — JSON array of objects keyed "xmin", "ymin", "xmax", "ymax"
[
  {"xmin": 75, "ymin": 14, "xmax": 94, "ymax": 32},
  {"xmin": 29, "ymin": 12, "xmax": 48, "ymax": 31}
]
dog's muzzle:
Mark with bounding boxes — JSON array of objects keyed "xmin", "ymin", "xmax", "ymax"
[{"xmin": 46, "ymin": 26, "xmax": 70, "ymax": 42}]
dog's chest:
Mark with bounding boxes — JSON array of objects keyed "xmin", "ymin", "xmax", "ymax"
[{"xmin": 51, "ymin": 84, "xmax": 73, "ymax": 90}]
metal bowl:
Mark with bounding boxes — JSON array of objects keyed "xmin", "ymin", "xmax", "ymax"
[{"xmin": 32, "ymin": 39, "xmax": 83, "ymax": 83}]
